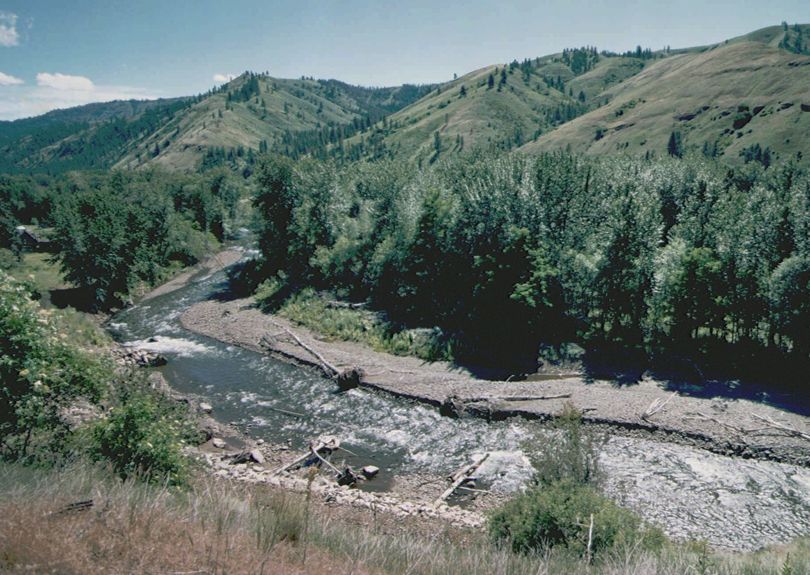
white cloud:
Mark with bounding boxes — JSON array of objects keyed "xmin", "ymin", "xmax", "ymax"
[
  {"xmin": 0, "ymin": 71, "xmax": 23, "ymax": 86},
  {"xmin": 213, "ymin": 73, "xmax": 235, "ymax": 84},
  {"xmin": 0, "ymin": 12, "xmax": 19, "ymax": 47},
  {"xmin": 0, "ymin": 73, "xmax": 160, "ymax": 120},
  {"xmin": 37, "ymin": 72, "xmax": 95, "ymax": 91}
]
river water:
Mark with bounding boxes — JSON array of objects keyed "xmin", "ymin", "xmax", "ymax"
[{"xmin": 108, "ymin": 249, "xmax": 810, "ymax": 551}]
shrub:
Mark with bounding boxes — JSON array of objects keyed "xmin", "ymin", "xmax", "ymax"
[
  {"xmin": 489, "ymin": 403, "xmax": 665, "ymax": 558},
  {"xmin": 0, "ymin": 271, "xmax": 105, "ymax": 462},
  {"xmin": 90, "ymin": 383, "xmax": 193, "ymax": 485},
  {"xmin": 489, "ymin": 479, "xmax": 666, "ymax": 557},
  {"xmin": 528, "ymin": 402, "xmax": 603, "ymax": 487}
]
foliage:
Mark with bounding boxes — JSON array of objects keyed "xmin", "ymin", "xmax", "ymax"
[
  {"xmin": 488, "ymin": 479, "xmax": 665, "ymax": 557},
  {"xmin": 0, "ymin": 270, "xmax": 105, "ymax": 461},
  {"xmin": 89, "ymin": 380, "xmax": 194, "ymax": 485},
  {"xmin": 50, "ymin": 170, "xmax": 241, "ymax": 308},
  {"xmin": 250, "ymin": 151, "xmax": 810, "ymax": 377},
  {"xmin": 528, "ymin": 403, "xmax": 603, "ymax": 487}
]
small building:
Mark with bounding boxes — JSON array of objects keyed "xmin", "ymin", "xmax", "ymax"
[{"xmin": 15, "ymin": 226, "xmax": 55, "ymax": 253}]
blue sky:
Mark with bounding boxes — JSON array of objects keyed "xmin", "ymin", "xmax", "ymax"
[{"xmin": 0, "ymin": 0, "xmax": 807, "ymax": 120}]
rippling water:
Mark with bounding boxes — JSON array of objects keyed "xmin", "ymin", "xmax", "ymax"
[{"xmin": 109, "ymin": 253, "xmax": 810, "ymax": 550}]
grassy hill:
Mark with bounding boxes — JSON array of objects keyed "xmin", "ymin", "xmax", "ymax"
[
  {"xmin": 0, "ymin": 74, "xmax": 433, "ymax": 173},
  {"xmin": 520, "ymin": 25, "xmax": 810, "ymax": 165},
  {"xmin": 1, "ymin": 23, "xmax": 808, "ymax": 173},
  {"xmin": 338, "ymin": 51, "xmax": 651, "ymax": 165}
]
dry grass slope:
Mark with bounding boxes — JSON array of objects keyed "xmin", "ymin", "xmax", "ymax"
[
  {"xmin": 1, "ymin": 463, "xmax": 808, "ymax": 575},
  {"xmin": 521, "ymin": 39, "xmax": 810, "ymax": 164}
]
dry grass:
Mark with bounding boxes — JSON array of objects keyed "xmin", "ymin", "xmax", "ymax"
[
  {"xmin": 0, "ymin": 464, "xmax": 373, "ymax": 575},
  {"xmin": 0, "ymin": 462, "xmax": 807, "ymax": 575}
]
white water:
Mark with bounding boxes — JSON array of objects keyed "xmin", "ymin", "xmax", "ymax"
[{"xmin": 108, "ymin": 255, "xmax": 810, "ymax": 551}]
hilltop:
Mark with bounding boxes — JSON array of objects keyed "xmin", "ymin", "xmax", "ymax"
[
  {"xmin": 520, "ymin": 30, "xmax": 810, "ymax": 164},
  {"xmin": 0, "ymin": 23, "xmax": 808, "ymax": 173},
  {"xmin": 0, "ymin": 75, "xmax": 434, "ymax": 173}
]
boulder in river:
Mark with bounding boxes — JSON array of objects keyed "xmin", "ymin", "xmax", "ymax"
[{"xmin": 362, "ymin": 465, "xmax": 380, "ymax": 479}]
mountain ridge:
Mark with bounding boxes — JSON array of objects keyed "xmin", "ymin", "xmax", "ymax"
[{"xmin": 1, "ymin": 23, "xmax": 808, "ymax": 173}]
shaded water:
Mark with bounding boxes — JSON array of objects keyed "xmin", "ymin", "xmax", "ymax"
[{"xmin": 108, "ymin": 251, "xmax": 810, "ymax": 550}]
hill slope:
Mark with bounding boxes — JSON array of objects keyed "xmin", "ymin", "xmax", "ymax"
[
  {"xmin": 1, "ymin": 24, "xmax": 808, "ymax": 173},
  {"xmin": 520, "ymin": 28, "xmax": 810, "ymax": 164},
  {"xmin": 0, "ymin": 74, "xmax": 433, "ymax": 173},
  {"xmin": 338, "ymin": 51, "xmax": 650, "ymax": 165}
]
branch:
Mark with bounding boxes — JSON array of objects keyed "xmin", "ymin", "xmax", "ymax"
[
  {"xmin": 751, "ymin": 413, "xmax": 810, "ymax": 442},
  {"xmin": 641, "ymin": 391, "xmax": 678, "ymax": 421}
]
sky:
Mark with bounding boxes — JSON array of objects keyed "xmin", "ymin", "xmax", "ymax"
[{"xmin": 0, "ymin": 0, "xmax": 807, "ymax": 120}]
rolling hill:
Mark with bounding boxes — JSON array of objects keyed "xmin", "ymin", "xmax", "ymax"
[
  {"xmin": 336, "ymin": 50, "xmax": 650, "ymax": 165},
  {"xmin": 520, "ymin": 32, "xmax": 810, "ymax": 165},
  {"xmin": 0, "ymin": 75, "xmax": 434, "ymax": 173},
  {"xmin": 0, "ymin": 23, "xmax": 808, "ymax": 173}
]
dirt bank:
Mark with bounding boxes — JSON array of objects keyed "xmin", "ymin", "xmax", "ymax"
[{"xmin": 181, "ymin": 296, "xmax": 810, "ymax": 467}]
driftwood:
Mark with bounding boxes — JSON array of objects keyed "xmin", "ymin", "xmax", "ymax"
[
  {"xmin": 751, "ymin": 413, "xmax": 810, "ymax": 442},
  {"xmin": 641, "ymin": 391, "xmax": 678, "ymax": 421},
  {"xmin": 486, "ymin": 393, "xmax": 572, "ymax": 402},
  {"xmin": 267, "ymin": 406, "xmax": 306, "ymax": 418},
  {"xmin": 262, "ymin": 323, "xmax": 364, "ymax": 390},
  {"xmin": 435, "ymin": 453, "xmax": 490, "ymax": 505},
  {"xmin": 49, "ymin": 499, "xmax": 94, "ymax": 517},
  {"xmin": 585, "ymin": 513, "xmax": 595, "ymax": 564},
  {"xmin": 441, "ymin": 393, "xmax": 572, "ymax": 418},
  {"xmin": 271, "ymin": 436, "xmax": 341, "ymax": 476}
]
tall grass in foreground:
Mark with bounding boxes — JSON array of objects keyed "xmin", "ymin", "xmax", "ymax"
[{"xmin": 0, "ymin": 462, "xmax": 807, "ymax": 575}]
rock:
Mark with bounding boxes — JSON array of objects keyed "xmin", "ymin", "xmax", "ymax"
[
  {"xmin": 250, "ymin": 449, "xmax": 265, "ymax": 464},
  {"xmin": 337, "ymin": 467, "xmax": 359, "ymax": 487},
  {"xmin": 212, "ymin": 438, "xmax": 226, "ymax": 449},
  {"xmin": 440, "ymin": 395, "xmax": 465, "ymax": 418},
  {"xmin": 199, "ymin": 402, "xmax": 213, "ymax": 414},
  {"xmin": 361, "ymin": 465, "xmax": 380, "ymax": 479},
  {"xmin": 231, "ymin": 449, "xmax": 265, "ymax": 465},
  {"xmin": 256, "ymin": 439, "xmax": 265, "ymax": 445},
  {"xmin": 336, "ymin": 368, "xmax": 364, "ymax": 391}
]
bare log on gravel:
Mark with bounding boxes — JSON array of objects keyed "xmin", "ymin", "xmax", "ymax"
[
  {"xmin": 261, "ymin": 323, "xmax": 364, "ymax": 390},
  {"xmin": 751, "ymin": 413, "xmax": 810, "ymax": 442},
  {"xmin": 435, "ymin": 453, "xmax": 490, "ymax": 506},
  {"xmin": 641, "ymin": 391, "xmax": 678, "ymax": 422}
]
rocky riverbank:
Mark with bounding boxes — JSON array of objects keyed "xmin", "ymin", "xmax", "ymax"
[{"xmin": 180, "ymin": 296, "xmax": 810, "ymax": 468}]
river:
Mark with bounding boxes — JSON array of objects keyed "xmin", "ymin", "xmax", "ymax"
[{"xmin": 107, "ymin": 248, "xmax": 810, "ymax": 551}]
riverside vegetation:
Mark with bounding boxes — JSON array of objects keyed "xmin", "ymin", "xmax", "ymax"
[
  {"xmin": 2, "ymin": 22, "xmax": 810, "ymax": 574},
  {"xmin": 242, "ymin": 151, "xmax": 810, "ymax": 386}
]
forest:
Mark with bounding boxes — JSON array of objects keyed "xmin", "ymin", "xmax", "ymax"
[
  {"xmin": 245, "ymin": 151, "xmax": 810, "ymax": 382},
  {"xmin": 0, "ymin": 169, "xmax": 243, "ymax": 309}
]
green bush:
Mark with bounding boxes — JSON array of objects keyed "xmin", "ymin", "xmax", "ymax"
[
  {"xmin": 90, "ymin": 383, "xmax": 193, "ymax": 486},
  {"xmin": 0, "ymin": 271, "xmax": 105, "ymax": 462},
  {"xmin": 488, "ymin": 479, "xmax": 666, "ymax": 557},
  {"xmin": 528, "ymin": 402, "xmax": 603, "ymax": 487}
]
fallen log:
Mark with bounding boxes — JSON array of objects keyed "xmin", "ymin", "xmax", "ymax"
[
  {"xmin": 751, "ymin": 413, "xmax": 810, "ymax": 442},
  {"xmin": 262, "ymin": 322, "xmax": 364, "ymax": 390},
  {"xmin": 262, "ymin": 323, "xmax": 339, "ymax": 377},
  {"xmin": 641, "ymin": 391, "xmax": 678, "ymax": 421},
  {"xmin": 440, "ymin": 393, "xmax": 572, "ymax": 418},
  {"xmin": 267, "ymin": 405, "xmax": 306, "ymax": 418},
  {"xmin": 271, "ymin": 436, "xmax": 341, "ymax": 476},
  {"xmin": 486, "ymin": 393, "xmax": 572, "ymax": 402},
  {"xmin": 435, "ymin": 453, "xmax": 490, "ymax": 506}
]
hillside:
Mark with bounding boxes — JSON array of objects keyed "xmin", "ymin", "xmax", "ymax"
[
  {"xmin": 1, "ymin": 24, "xmax": 809, "ymax": 173},
  {"xmin": 0, "ymin": 74, "xmax": 433, "ymax": 173},
  {"xmin": 521, "ymin": 26, "xmax": 810, "ymax": 164},
  {"xmin": 337, "ymin": 51, "xmax": 651, "ymax": 165}
]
